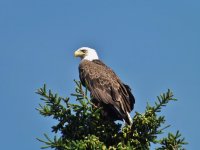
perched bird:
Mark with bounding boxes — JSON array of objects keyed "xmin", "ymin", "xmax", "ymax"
[{"xmin": 74, "ymin": 47, "xmax": 135, "ymax": 125}]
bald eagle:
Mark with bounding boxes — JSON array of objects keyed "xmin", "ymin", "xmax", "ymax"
[{"xmin": 74, "ymin": 47, "xmax": 135, "ymax": 125}]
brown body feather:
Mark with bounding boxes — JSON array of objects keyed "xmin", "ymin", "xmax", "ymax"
[{"xmin": 79, "ymin": 59, "xmax": 135, "ymax": 124}]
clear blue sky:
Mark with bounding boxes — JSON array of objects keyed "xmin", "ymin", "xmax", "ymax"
[{"xmin": 0, "ymin": 0, "xmax": 199, "ymax": 149}]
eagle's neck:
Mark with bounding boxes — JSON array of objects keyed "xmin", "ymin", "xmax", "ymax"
[{"xmin": 83, "ymin": 54, "xmax": 99, "ymax": 61}]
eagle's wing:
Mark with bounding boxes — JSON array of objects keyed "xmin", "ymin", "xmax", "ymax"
[
  {"xmin": 92, "ymin": 60, "xmax": 135, "ymax": 111},
  {"xmin": 79, "ymin": 60, "xmax": 135, "ymax": 115}
]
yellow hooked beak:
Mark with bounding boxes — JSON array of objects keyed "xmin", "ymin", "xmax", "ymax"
[{"xmin": 74, "ymin": 50, "xmax": 85, "ymax": 58}]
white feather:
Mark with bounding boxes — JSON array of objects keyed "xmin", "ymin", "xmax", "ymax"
[
  {"xmin": 127, "ymin": 112, "xmax": 132, "ymax": 125},
  {"xmin": 77, "ymin": 47, "xmax": 99, "ymax": 61}
]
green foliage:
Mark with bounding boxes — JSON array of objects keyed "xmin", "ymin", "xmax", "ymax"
[
  {"xmin": 156, "ymin": 131, "xmax": 187, "ymax": 150},
  {"xmin": 36, "ymin": 80, "xmax": 187, "ymax": 150}
]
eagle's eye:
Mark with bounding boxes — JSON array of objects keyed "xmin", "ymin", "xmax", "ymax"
[{"xmin": 80, "ymin": 50, "xmax": 87, "ymax": 53}]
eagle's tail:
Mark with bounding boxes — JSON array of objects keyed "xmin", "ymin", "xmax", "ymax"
[{"xmin": 124, "ymin": 112, "xmax": 132, "ymax": 125}]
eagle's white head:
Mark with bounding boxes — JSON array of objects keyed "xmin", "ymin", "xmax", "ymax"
[{"xmin": 74, "ymin": 47, "xmax": 99, "ymax": 61}]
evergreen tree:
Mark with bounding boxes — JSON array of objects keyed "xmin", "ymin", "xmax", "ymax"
[{"xmin": 36, "ymin": 80, "xmax": 187, "ymax": 150}]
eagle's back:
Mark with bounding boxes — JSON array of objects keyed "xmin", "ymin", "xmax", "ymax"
[{"xmin": 79, "ymin": 59, "xmax": 135, "ymax": 124}]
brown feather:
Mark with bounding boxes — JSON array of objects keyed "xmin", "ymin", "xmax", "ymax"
[{"xmin": 79, "ymin": 59, "xmax": 135, "ymax": 124}]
